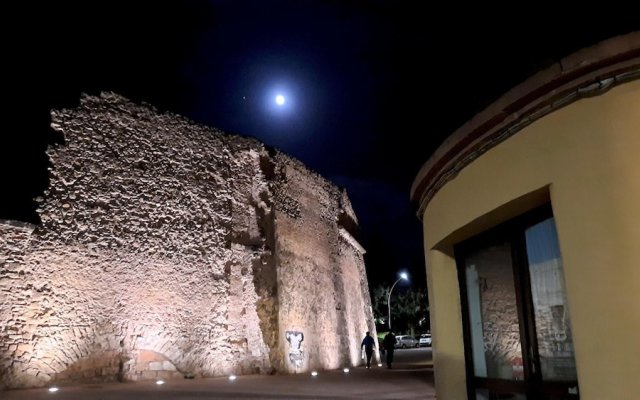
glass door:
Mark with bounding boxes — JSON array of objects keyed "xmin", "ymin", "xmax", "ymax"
[
  {"xmin": 456, "ymin": 206, "xmax": 579, "ymax": 399},
  {"xmin": 523, "ymin": 217, "xmax": 579, "ymax": 398}
]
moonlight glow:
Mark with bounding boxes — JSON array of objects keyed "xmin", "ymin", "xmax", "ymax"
[{"xmin": 275, "ymin": 95, "xmax": 286, "ymax": 105}]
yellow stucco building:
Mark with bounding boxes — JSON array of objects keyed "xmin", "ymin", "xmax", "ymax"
[{"xmin": 411, "ymin": 33, "xmax": 639, "ymax": 400}]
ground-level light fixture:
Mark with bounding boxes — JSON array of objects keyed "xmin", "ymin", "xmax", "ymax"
[
  {"xmin": 311, "ymin": 371, "xmax": 318, "ymax": 377},
  {"xmin": 156, "ymin": 380, "xmax": 165, "ymax": 385},
  {"xmin": 228, "ymin": 375, "xmax": 237, "ymax": 381},
  {"xmin": 48, "ymin": 387, "xmax": 59, "ymax": 393},
  {"xmin": 377, "ymin": 363, "xmax": 383, "ymax": 367},
  {"xmin": 343, "ymin": 368, "xmax": 350, "ymax": 373}
]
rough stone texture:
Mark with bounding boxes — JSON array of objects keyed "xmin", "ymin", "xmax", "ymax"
[
  {"xmin": 0, "ymin": 93, "xmax": 376, "ymax": 389},
  {"xmin": 466, "ymin": 243, "xmax": 522, "ymax": 380},
  {"xmin": 272, "ymin": 156, "xmax": 374, "ymax": 373}
]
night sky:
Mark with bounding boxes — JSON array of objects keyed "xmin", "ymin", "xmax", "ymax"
[{"xmin": 3, "ymin": 2, "xmax": 638, "ymax": 288}]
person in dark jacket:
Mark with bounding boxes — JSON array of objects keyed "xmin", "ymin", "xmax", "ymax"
[
  {"xmin": 361, "ymin": 331, "xmax": 376, "ymax": 368},
  {"xmin": 382, "ymin": 331, "xmax": 397, "ymax": 368}
]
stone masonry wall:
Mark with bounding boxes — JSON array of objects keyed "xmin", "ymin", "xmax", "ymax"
[
  {"xmin": 272, "ymin": 156, "xmax": 377, "ymax": 373},
  {"xmin": 0, "ymin": 93, "xmax": 373, "ymax": 389}
]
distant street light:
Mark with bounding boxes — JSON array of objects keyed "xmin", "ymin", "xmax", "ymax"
[{"xmin": 387, "ymin": 272, "xmax": 409, "ymax": 330}]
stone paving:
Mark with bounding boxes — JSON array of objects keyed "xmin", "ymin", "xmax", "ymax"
[{"xmin": 2, "ymin": 348, "xmax": 436, "ymax": 400}]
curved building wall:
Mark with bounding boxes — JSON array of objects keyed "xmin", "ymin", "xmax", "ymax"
[
  {"xmin": 423, "ymin": 81, "xmax": 640, "ymax": 399},
  {"xmin": 0, "ymin": 93, "xmax": 375, "ymax": 389},
  {"xmin": 417, "ymin": 78, "xmax": 639, "ymax": 399}
]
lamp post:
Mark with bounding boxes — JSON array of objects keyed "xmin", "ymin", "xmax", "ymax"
[{"xmin": 387, "ymin": 272, "xmax": 408, "ymax": 330}]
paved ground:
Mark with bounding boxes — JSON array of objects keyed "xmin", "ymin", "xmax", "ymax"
[{"xmin": 3, "ymin": 348, "xmax": 435, "ymax": 399}]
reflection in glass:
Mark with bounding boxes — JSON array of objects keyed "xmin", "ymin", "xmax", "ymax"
[
  {"xmin": 465, "ymin": 240, "xmax": 523, "ymax": 380},
  {"xmin": 525, "ymin": 218, "xmax": 577, "ymax": 381}
]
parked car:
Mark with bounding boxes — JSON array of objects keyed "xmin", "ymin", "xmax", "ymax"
[
  {"xmin": 419, "ymin": 333, "xmax": 432, "ymax": 347},
  {"xmin": 395, "ymin": 335, "xmax": 419, "ymax": 348}
]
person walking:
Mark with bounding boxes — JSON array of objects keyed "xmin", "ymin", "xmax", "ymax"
[
  {"xmin": 382, "ymin": 331, "xmax": 396, "ymax": 369},
  {"xmin": 360, "ymin": 331, "xmax": 375, "ymax": 368}
]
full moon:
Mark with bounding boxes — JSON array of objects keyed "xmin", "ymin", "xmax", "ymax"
[{"xmin": 275, "ymin": 95, "xmax": 286, "ymax": 105}]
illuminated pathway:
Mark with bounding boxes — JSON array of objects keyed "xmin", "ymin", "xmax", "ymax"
[{"xmin": 3, "ymin": 348, "xmax": 435, "ymax": 400}]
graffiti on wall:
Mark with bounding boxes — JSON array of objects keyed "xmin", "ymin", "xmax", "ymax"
[{"xmin": 285, "ymin": 331, "xmax": 304, "ymax": 367}]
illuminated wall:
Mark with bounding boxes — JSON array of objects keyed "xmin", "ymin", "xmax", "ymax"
[
  {"xmin": 272, "ymin": 158, "xmax": 375, "ymax": 373},
  {"xmin": 0, "ymin": 93, "xmax": 375, "ymax": 389}
]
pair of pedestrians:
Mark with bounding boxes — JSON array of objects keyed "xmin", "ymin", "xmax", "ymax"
[{"xmin": 361, "ymin": 331, "xmax": 396, "ymax": 369}]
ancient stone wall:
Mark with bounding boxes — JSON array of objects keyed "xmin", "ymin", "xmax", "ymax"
[
  {"xmin": 0, "ymin": 93, "xmax": 373, "ymax": 389},
  {"xmin": 272, "ymin": 156, "xmax": 377, "ymax": 373}
]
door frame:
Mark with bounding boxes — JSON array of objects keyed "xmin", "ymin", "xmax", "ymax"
[{"xmin": 454, "ymin": 204, "xmax": 579, "ymax": 399}]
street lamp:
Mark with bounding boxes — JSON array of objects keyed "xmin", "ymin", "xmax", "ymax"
[{"xmin": 387, "ymin": 272, "xmax": 408, "ymax": 330}]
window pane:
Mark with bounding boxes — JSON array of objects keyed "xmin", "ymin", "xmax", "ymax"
[
  {"xmin": 465, "ymin": 240, "xmax": 524, "ymax": 380},
  {"xmin": 525, "ymin": 218, "xmax": 578, "ymax": 381}
]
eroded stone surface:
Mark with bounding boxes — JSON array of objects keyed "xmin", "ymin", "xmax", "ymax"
[{"xmin": 0, "ymin": 93, "xmax": 375, "ymax": 389}]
